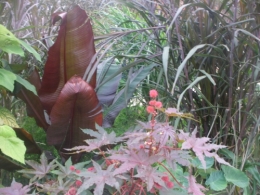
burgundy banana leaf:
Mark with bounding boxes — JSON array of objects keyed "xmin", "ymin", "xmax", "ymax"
[
  {"xmin": 0, "ymin": 155, "xmax": 26, "ymax": 171},
  {"xmin": 15, "ymin": 5, "xmax": 102, "ymax": 162},
  {"xmin": 47, "ymin": 76, "xmax": 102, "ymax": 156},
  {"xmin": 39, "ymin": 5, "xmax": 97, "ymax": 114},
  {"xmin": 15, "ymin": 69, "xmax": 49, "ymax": 130}
]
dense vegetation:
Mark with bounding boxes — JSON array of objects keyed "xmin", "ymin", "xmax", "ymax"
[{"xmin": 0, "ymin": 0, "xmax": 259, "ymax": 194}]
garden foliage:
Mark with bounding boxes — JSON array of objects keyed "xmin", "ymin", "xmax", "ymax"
[
  {"xmin": 0, "ymin": 90, "xmax": 249, "ymax": 195},
  {"xmin": 15, "ymin": 5, "xmax": 103, "ymax": 162},
  {"xmin": 0, "ymin": 23, "xmax": 41, "ymax": 168},
  {"xmin": 0, "ymin": 0, "xmax": 259, "ymax": 194}
]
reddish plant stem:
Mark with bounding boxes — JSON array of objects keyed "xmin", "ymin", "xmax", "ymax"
[{"xmin": 158, "ymin": 162, "xmax": 183, "ymax": 187}]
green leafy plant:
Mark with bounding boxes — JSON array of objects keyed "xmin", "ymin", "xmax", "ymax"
[
  {"xmin": 0, "ymin": 125, "xmax": 26, "ymax": 164},
  {"xmin": 94, "ymin": 1, "xmax": 260, "ymax": 193},
  {"xmin": 0, "ymin": 24, "xmax": 41, "ymax": 170}
]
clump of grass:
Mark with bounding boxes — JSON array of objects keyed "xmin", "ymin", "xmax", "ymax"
[
  {"xmin": 106, "ymin": 105, "xmax": 147, "ymax": 136},
  {"xmin": 22, "ymin": 117, "xmax": 59, "ymax": 160}
]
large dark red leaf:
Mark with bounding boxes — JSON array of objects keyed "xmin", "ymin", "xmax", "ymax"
[
  {"xmin": 46, "ymin": 76, "xmax": 102, "ymax": 151},
  {"xmin": 13, "ymin": 127, "xmax": 42, "ymax": 154},
  {"xmin": 15, "ymin": 68, "xmax": 49, "ymax": 131},
  {"xmin": 0, "ymin": 154, "xmax": 26, "ymax": 171},
  {"xmin": 27, "ymin": 68, "xmax": 41, "ymax": 92},
  {"xmin": 39, "ymin": 5, "xmax": 97, "ymax": 114},
  {"xmin": 15, "ymin": 87, "xmax": 49, "ymax": 131}
]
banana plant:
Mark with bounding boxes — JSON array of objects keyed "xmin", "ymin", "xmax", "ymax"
[
  {"xmin": 15, "ymin": 5, "xmax": 103, "ymax": 162},
  {"xmin": 12, "ymin": 5, "xmax": 156, "ymax": 162}
]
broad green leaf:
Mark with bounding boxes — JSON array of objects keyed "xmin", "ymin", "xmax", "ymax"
[
  {"xmin": 18, "ymin": 40, "xmax": 41, "ymax": 62},
  {"xmin": 205, "ymin": 170, "xmax": 227, "ymax": 191},
  {"xmin": 192, "ymin": 157, "xmax": 214, "ymax": 169},
  {"xmin": 0, "ymin": 25, "xmax": 40, "ymax": 61},
  {"xmin": 159, "ymin": 188, "xmax": 189, "ymax": 195},
  {"xmin": 221, "ymin": 165, "xmax": 249, "ymax": 188},
  {"xmin": 0, "ymin": 125, "xmax": 16, "ymax": 137},
  {"xmin": 162, "ymin": 46, "xmax": 170, "ymax": 88},
  {"xmin": 0, "ymin": 106, "xmax": 19, "ymax": 128},
  {"xmin": 219, "ymin": 148, "xmax": 235, "ymax": 162},
  {"xmin": 0, "ymin": 125, "xmax": 26, "ymax": 164},
  {"xmin": 197, "ymin": 168, "xmax": 215, "ymax": 179},
  {"xmin": 0, "ymin": 25, "xmax": 24, "ymax": 56},
  {"xmin": 243, "ymin": 186, "xmax": 250, "ymax": 195},
  {"xmin": 177, "ymin": 76, "xmax": 206, "ymax": 110},
  {"xmin": 0, "ymin": 68, "xmax": 37, "ymax": 95},
  {"xmin": 0, "ymin": 68, "xmax": 16, "ymax": 91},
  {"xmin": 15, "ymin": 75, "xmax": 37, "ymax": 95}
]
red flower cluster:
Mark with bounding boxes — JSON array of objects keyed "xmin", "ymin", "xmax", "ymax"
[
  {"xmin": 65, "ymin": 166, "xmax": 83, "ymax": 195},
  {"xmin": 146, "ymin": 89, "xmax": 162, "ymax": 114},
  {"xmin": 66, "ymin": 187, "xmax": 77, "ymax": 195},
  {"xmin": 149, "ymin": 89, "xmax": 158, "ymax": 98},
  {"xmin": 87, "ymin": 166, "xmax": 95, "ymax": 171},
  {"xmin": 70, "ymin": 165, "xmax": 81, "ymax": 174},
  {"xmin": 75, "ymin": 180, "xmax": 82, "ymax": 187},
  {"xmin": 162, "ymin": 175, "xmax": 174, "ymax": 188}
]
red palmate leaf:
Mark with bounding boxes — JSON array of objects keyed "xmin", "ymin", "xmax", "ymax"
[
  {"xmin": 77, "ymin": 161, "xmax": 120, "ymax": 195},
  {"xmin": 46, "ymin": 76, "xmax": 102, "ymax": 151},
  {"xmin": 19, "ymin": 153, "xmax": 57, "ymax": 182},
  {"xmin": 39, "ymin": 5, "xmax": 97, "ymax": 114},
  {"xmin": 181, "ymin": 129, "xmax": 229, "ymax": 169},
  {"xmin": 0, "ymin": 179, "xmax": 31, "ymax": 195},
  {"xmin": 188, "ymin": 175, "xmax": 207, "ymax": 195},
  {"xmin": 67, "ymin": 124, "xmax": 123, "ymax": 153}
]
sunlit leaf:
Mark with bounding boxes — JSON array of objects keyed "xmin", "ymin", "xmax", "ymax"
[
  {"xmin": 0, "ymin": 125, "xmax": 26, "ymax": 164},
  {"xmin": 0, "ymin": 106, "xmax": 19, "ymax": 128},
  {"xmin": 15, "ymin": 75, "xmax": 37, "ymax": 95},
  {"xmin": 18, "ymin": 39, "xmax": 41, "ymax": 62},
  {"xmin": 0, "ymin": 24, "xmax": 24, "ymax": 56},
  {"xmin": 0, "ymin": 68, "xmax": 16, "ymax": 92}
]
